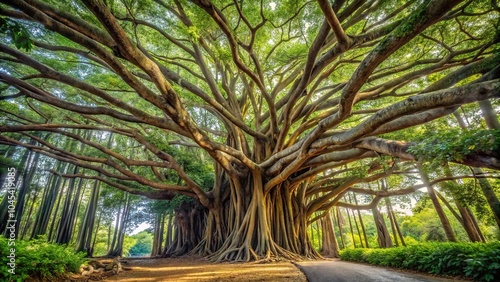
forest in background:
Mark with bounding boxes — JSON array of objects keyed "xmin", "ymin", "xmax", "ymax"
[{"xmin": 0, "ymin": 0, "xmax": 499, "ymax": 265}]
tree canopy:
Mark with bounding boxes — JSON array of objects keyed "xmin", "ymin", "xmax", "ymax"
[{"xmin": 0, "ymin": 0, "xmax": 499, "ymax": 262}]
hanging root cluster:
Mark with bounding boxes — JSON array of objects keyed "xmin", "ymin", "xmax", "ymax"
[{"xmin": 164, "ymin": 173, "xmax": 322, "ymax": 262}]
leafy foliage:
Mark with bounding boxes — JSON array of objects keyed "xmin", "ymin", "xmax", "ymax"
[
  {"xmin": 145, "ymin": 133, "xmax": 214, "ymax": 190},
  {"xmin": 0, "ymin": 236, "xmax": 87, "ymax": 281},
  {"xmin": 340, "ymin": 242, "xmax": 500, "ymax": 281},
  {"xmin": 128, "ymin": 231, "xmax": 153, "ymax": 257},
  {"xmin": 0, "ymin": 17, "xmax": 32, "ymax": 51},
  {"xmin": 408, "ymin": 130, "xmax": 500, "ymax": 164},
  {"xmin": 402, "ymin": 198, "xmax": 461, "ymax": 241},
  {"xmin": 0, "ymin": 156, "xmax": 17, "ymax": 174}
]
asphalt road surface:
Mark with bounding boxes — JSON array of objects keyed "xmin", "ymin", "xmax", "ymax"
[{"xmin": 295, "ymin": 260, "xmax": 461, "ymax": 282}]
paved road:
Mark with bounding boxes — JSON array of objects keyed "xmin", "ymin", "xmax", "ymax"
[{"xmin": 295, "ymin": 260, "xmax": 461, "ymax": 282}]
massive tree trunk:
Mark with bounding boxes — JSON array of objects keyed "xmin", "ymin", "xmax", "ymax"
[
  {"xmin": 164, "ymin": 201, "xmax": 207, "ymax": 257},
  {"xmin": 167, "ymin": 172, "xmax": 321, "ymax": 261}
]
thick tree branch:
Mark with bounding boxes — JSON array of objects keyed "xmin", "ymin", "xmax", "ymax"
[
  {"xmin": 317, "ymin": 0, "xmax": 351, "ymax": 47},
  {"xmin": 356, "ymin": 137, "xmax": 500, "ymax": 170}
]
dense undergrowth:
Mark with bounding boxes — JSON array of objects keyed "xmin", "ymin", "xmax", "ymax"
[
  {"xmin": 339, "ymin": 242, "xmax": 500, "ymax": 281},
  {"xmin": 0, "ymin": 237, "xmax": 87, "ymax": 281}
]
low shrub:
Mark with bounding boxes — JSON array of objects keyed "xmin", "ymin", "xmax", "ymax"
[
  {"xmin": 0, "ymin": 236, "xmax": 87, "ymax": 281},
  {"xmin": 339, "ymin": 242, "xmax": 500, "ymax": 282}
]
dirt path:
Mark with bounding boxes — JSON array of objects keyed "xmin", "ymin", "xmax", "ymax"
[{"xmin": 100, "ymin": 257, "xmax": 307, "ymax": 282}]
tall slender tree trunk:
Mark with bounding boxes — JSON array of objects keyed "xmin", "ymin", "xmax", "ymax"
[
  {"xmin": 113, "ymin": 195, "xmax": 131, "ymax": 257},
  {"xmin": 474, "ymin": 167, "xmax": 500, "ymax": 229},
  {"xmin": 55, "ymin": 166, "xmax": 83, "ymax": 244},
  {"xmin": 0, "ymin": 146, "xmax": 16, "ymax": 192},
  {"xmin": 320, "ymin": 211, "xmax": 339, "ymax": 257},
  {"xmin": 315, "ymin": 220, "xmax": 322, "ymax": 251},
  {"xmin": 335, "ymin": 207, "xmax": 345, "ymax": 249},
  {"xmin": 372, "ymin": 205, "xmax": 393, "ymax": 248},
  {"xmin": 417, "ymin": 163, "xmax": 457, "ymax": 242},
  {"xmin": 454, "ymin": 110, "xmax": 500, "ymax": 229},
  {"xmin": 0, "ymin": 145, "xmax": 31, "ymax": 235},
  {"xmin": 165, "ymin": 213, "xmax": 174, "ymax": 248},
  {"xmin": 309, "ymin": 223, "xmax": 316, "ymax": 248},
  {"xmin": 31, "ymin": 161, "xmax": 69, "ymax": 239},
  {"xmin": 107, "ymin": 192, "xmax": 131, "ymax": 257},
  {"xmin": 439, "ymin": 165, "xmax": 484, "ymax": 242},
  {"xmin": 151, "ymin": 213, "xmax": 165, "ymax": 257},
  {"xmin": 348, "ymin": 194, "xmax": 364, "ymax": 248},
  {"xmin": 90, "ymin": 212, "xmax": 102, "ymax": 257},
  {"xmin": 469, "ymin": 211, "xmax": 486, "ymax": 242},
  {"xmin": 107, "ymin": 200, "xmax": 123, "ymax": 255},
  {"xmin": 20, "ymin": 175, "xmax": 42, "ymax": 239},
  {"xmin": 76, "ymin": 133, "xmax": 112, "ymax": 254},
  {"xmin": 385, "ymin": 198, "xmax": 399, "ymax": 246},
  {"xmin": 380, "ymin": 178, "xmax": 399, "ymax": 246},
  {"xmin": 353, "ymin": 195, "xmax": 370, "ymax": 248},
  {"xmin": 352, "ymin": 209, "xmax": 364, "ymax": 248},
  {"xmin": 345, "ymin": 207, "xmax": 357, "ymax": 248},
  {"xmin": 49, "ymin": 176, "xmax": 68, "ymax": 242},
  {"xmin": 392, "ymin": 209, "xmax": 406, "ymax": 246},
  {"xmin": 76, "ymin": 178, "xmax": 101, "ymax": 255},
  {"xmin": 478, "ymin": 100, "xmax": 500, "ymax": 129},
  {"xmin": 12, "ymin": 148, "xmax": 40, "ymax": 238}
]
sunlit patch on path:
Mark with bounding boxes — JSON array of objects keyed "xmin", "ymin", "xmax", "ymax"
[{"xmin": 101, "ymin": 257, "xmax": 307, "ymax": 282}]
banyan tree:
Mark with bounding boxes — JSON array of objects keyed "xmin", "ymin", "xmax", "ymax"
[{"xmin": 0, "ymin": 0, "xmax": 499, "ymax": 261}]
